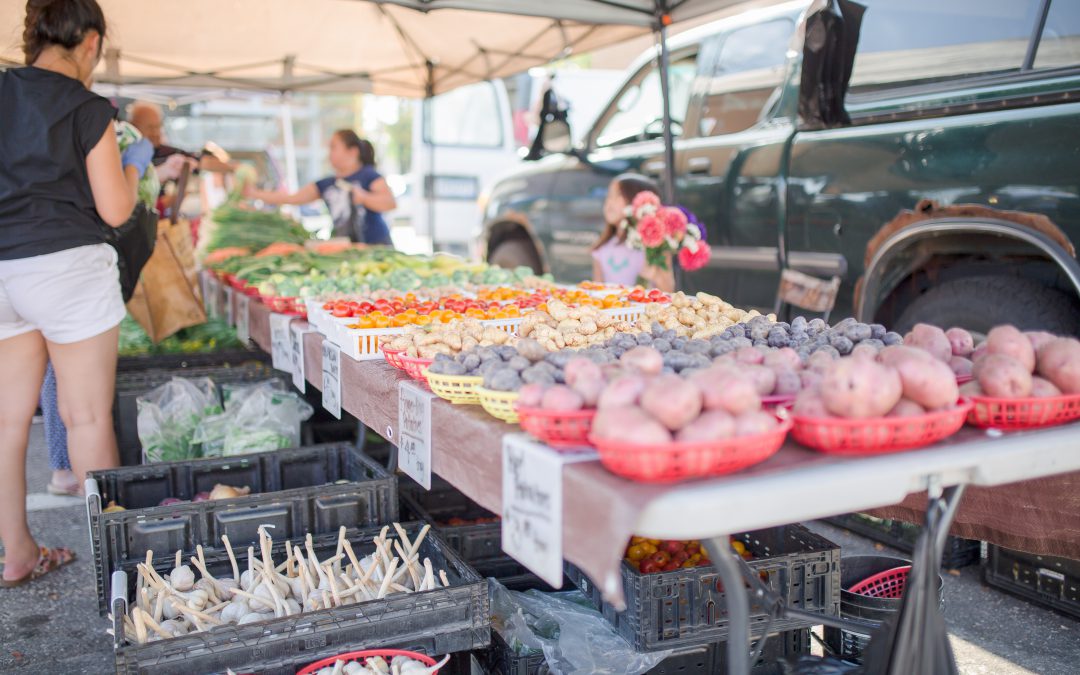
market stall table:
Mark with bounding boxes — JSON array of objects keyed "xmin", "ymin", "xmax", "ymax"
[{"xmin": 238, "ymin": 290, "xmax": 1080, "ymax": 673}]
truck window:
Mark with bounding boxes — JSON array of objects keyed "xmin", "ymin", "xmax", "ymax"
[
  {"xmin": 850, "ymin": 0, "xmax": 1043, "ymax": 93},
  {"xmin": 697, "ymin": 19, "xmax": 794, "ymax": 136},
  {"xmin": 424, "ymin": 81, "xmax": 503, "ymax": 148},
  {"xmin": 594, "ymin": 55, "xmax": 697, "ymax": 148},
  {"xmin": 1035, "ymin": 1, "xmax": 1080, "ymax": 70}
]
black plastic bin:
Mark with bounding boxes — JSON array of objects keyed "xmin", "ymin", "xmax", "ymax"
[
  {"xmin": 565, "ymin": 525, "xmax": 841, "ymax": 652},
  {"xmin": 87, "ymin": 443, "xmax": 397, "ymax": 614},
  {"xmin": 823, "ymin": 513, "xmax": 980, "ymax": 569},
  {"xmin": 983, "ymin": 544, "xmax": 1080, "ymax": 620},
  {"xmin": 117, "ymin": 349, "xmax": 269, "ymax": 373},
  {"xmin": 822, "ymin": 554, "xmax": 944, "ymax": 663},
  {"xmin": 113, "ymin": 362, "xmax": 287, "ymax": 466},
  {"xmin": 109, "ymin": 523, "xmax": 489, "ymax": 675}
]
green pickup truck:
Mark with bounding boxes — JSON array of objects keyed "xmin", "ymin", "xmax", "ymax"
[{"xmin": 481, "ymin": 0, "xmax": 1080, "ymax": 334}]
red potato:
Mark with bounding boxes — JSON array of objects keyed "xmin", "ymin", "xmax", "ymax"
[
  {"xmin": 1036, "ymin": 337, "xmax": 1080, "ymax": 393},
  {"xmin": 598, "ymin": 375, "xmax": 647, "ymax": 410},
  {"xmin": 518, "ymin": 383, "xmax": 547, "ymax": 408},
  {"xmin": 851, "ymin": 343, "xmax": 879, "ymax": 360},
  {"xmin": 690, "ymin": 371, "xmax": 761, "ymax": 416},
  {"xmin": 905, "ymin": 323, "xmax": 952, "ymax": 362},
  {"xmin": 893, "ymin": 357, "xmax": 959, "ymax": 410},
  {"xmin": 878, "ymin": 345, "xmax": 934, "ymax": 368},
  {"xmin": 821, "ymin": 358, "xmax": 902, "ymax": 418},
  {"xmin": 734, "ymin": 411, "xmax": 779, "ymax": 437},
  {"xmin": 772, "ymin": 368, "xmax": 802, "ymax": 396},
  {"xmin": 807, "ymin": 350, "xmax": 836, "ymax": 373},
  {"xmin": 1025, "ymin": 331, "xmax": 1058, "ymax": 353},
  {"xmin": 764, "ymin": 348, "xmax": 802, "ymax": 371},
  {"xmin": 735, "ymin": 346, "xmax": 766, "ymax": 365},
  {"xmin": 948, "ymin": 356, "xmax": 973, "ymax": 378},
  {"xmin": 600, "ymin": 363, "xmax": 628, "ymax": 382},
  {"xmin": 986, "ymin": 325, "xmax": 1036, "ymax": 373},
  {"xmin": 945, "ymin": 327, "xmax": 975, "ymax": 357},
  {"xmin": 971, "ymin": 342, "xmax": 988, "ymax": 364},
  {"xmin": 959, "ymin": 381, "xmax": 984, "ymax": 397},
  {"xmin": 975, "ymin": 354, "xmax": 1033, "ymax": 398},
  {"xmin": 676, "ymin": 410, "xmax": 736, "ymax": 442},
  {"xmin": 792, "ymin": 390, "xmax": 830, "ymax": 417},
  {"xmin": 541, "ymin": 385, "xmax": 585, "ymax": 411},
  {"xmin": 592, "ymin": 406, "xmax": 672, "ymax": 444},
  {"xmin": 640, "ymin": 374, "xmax": 703, "ymax": 431},
  {"xmin": 1031, "ymin": 376, "xmax": 1063, "ymax": 398},
  {"xmin": 743, "ymin": 365, "xmax": 778, "ymax": 396},
  {"xmin": 887, "ymin": 398, "xmax": 926, "ymax": 418},
  {"xmin": 570, "ymin": 377, "xmax": 605, "ymax": 407},
  {"xmin": 799, "ymin": 370, "xmax": 824, "ymax": 392},
  {"xmin": 619, "ymin": 346, "xmax": 663, "ymax": 376},
  {"xmin": 564, "ymin": 358, "xmax": 603, "ymax": 387}
]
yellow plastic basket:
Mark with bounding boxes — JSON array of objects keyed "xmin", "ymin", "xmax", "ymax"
[
  {"xmin": 424, "ymin": 369, "xmax": 483, "ymax": 405},
  {"xmin": 477, "ymin": 387, "xmax": 521, "ymax": 424}
]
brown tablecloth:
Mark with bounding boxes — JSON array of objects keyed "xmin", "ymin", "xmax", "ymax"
[{"xmin": 242, "ymin": 294, "xmax": 1080, "ymax": 605}]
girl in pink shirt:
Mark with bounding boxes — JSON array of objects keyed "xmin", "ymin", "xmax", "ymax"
[{"xmin": 591, "ymin": 174, "xmax": 675, "ymax": 292}]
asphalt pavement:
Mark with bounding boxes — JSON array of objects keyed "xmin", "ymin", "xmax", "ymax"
[{"xmin": 0, "ymin": 422, "xmax": 1076, "ymax": 674}]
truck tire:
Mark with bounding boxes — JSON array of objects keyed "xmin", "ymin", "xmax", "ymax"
[
  {"xmin": 489, "ymin": 238, "xmax": 542, "ymax": 273},
  {"xmin": 894, "ymin": 275, "xmax": 1080, "ymax": 336}
]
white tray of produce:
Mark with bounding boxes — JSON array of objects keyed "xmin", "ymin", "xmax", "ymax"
[{"xmin": 338, "ymin": 326, "xmax": 409, "ymax": 361}]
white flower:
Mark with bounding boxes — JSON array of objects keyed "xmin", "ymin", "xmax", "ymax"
[
  {"xmin": 687, "ymin": 223, "xmax": 701, "ymax": 240},
  {"xmin": 665, "ymin": 236, "xmax": 679, "ymax": 249},
  {"xmin": 626, "ymin": 229, "xmax": 643, "ymax": 250},
  {"xmin": 683, "ymin": 239, "xmax": 699, "ymax": 254},
  {"xmin": 637, "ymin": 204, "xmax": 658, "ymax": 217},
  {"xmin": 617, "ymin": 218, "xmax": 629, "ymax": 233}
]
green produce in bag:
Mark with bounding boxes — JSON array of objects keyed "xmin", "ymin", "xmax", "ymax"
[
  {"xmin": 115, "ymin": 121, "xmax": 161, "ymax": 208},
  {"xmin": 137, "ymin": 377, "xmax": 222, "ymax": 463}
]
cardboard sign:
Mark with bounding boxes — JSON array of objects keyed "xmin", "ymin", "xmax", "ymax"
[
  {"xmin": 225, "ymin": 286, "xmax": 235, "ymax": 326},
  {"xmin": 290, "ymin": 324, "xmax": 312, "ymax": 392},
  {"xmin": 501, "ymin": 434, "xmax": 598, "ymax": 587},
  {"xmin": 269, "ymin": 313, "xmax": 293, "ymax": 372},
  {"xmin": 398, "ymin": 382, "xmax": 434, "ymax": 490},
  {"xmin": 321, "ymin": 340, "xmax": 342, "ymax": 419}
]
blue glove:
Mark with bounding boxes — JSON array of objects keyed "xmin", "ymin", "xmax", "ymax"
[{"xmin": 121, "ymin": 138, "xmax": 154, "ymax": 177}]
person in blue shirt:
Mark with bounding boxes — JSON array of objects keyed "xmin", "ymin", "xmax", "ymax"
[{"xmin": 247, "ymin": 130, "xmax": 396, "ymax": 245}]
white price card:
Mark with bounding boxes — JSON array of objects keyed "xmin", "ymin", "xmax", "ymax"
[
  {"xmin": 224, "ymin": 286, "xmax": 235, "ymax": 326},
  {"xmin": 270, "ymin": 313, "xmax": 293, "ymax": 372},
  {"xmin": 321, "ymin": 340, "xmax": 342, "ymax": 419},
  {"xmin": 200, "ymin": 271, "xmax": 213, "ymax": 316},
  {"xmin": 210, "ymin": 276, "xmax": 223, "ymax": 319},
  {"xmin": 397, "ymin": 382, "xmax": 434, "ymax": 490},
  {"xmin": 501, "ymin": 434, "xmax": 598, "ymax": 587},
  {"xmin": 235, "ymin": 293, "xmax": 251, "ymax": 344},
  {"xmin": 290, "ymin": 324, "xmax": 312, "ymax": 392}
]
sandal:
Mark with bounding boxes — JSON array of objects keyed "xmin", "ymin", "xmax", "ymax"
[
  {"xmin": 0, "ymin": 546, "xmax": 76, "ymax": 588},
  {"xmin": 47, "ymin": 481, "xmax": 82, "ymax": 497}
]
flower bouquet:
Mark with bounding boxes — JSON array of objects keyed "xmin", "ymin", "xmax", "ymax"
[{"xmin": 621, "ymin": 191, "xmax": 711, "ymax": 271}]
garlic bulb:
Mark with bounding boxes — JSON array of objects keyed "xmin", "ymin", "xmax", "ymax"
[
  {"xmin": 219, "ymin": 600, "xmax": 248, "ymax": 624},
  {"xmin": 170, "ymin": 564, "xmax": 195, "ymax": 592}
]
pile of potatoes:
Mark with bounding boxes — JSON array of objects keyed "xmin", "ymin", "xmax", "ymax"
[
  {"xmin": 518, "ymin": 346, "xmax": 782, "ymax": 445},
  {"xmin": 519, "ymin": 299, "xmax": 635, "ymax": 350},
  {"xmin": 957, "ymin": 325, "xmax": 1080, "ymax": 398},
  {"xmin": 385, "ymin": 318, "xmax": 510, "ymax": 359},
  {"xmin": 635, "ymin": 292, "xmax": 770, "ymax": 340}
]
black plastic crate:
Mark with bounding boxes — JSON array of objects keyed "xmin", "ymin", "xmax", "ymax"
[
  {"xmin": 983, "ymin": 544, "xmax": 1080, "ymax": 620},
  {"xmin": 110, "ymin": 523, "xmax": 490, "ymax": 675},
  {"xmin": 117, "ymin": 349, "xmax": 269, "ymax": 373},
  {"xmin": 400, "ymin": 483, "xmax": 502, "ymax": 563},
  {"xmin": 486, "ymin": 628, "xmax": 811, "ymax": 675},
  {"xmin": 823, "ymin": 513, "xmax": 980, "ymax": 569},
  {"xmin": 87, "ymin": 443, "xmax": 397, "ymax": 615},
  {"xmin": 113, "ymin": 362, "xmax": 287, "ymax": 466},
  {"xmin": 565, "ymin": 525, "xmax": 841, "ymax": 652}
]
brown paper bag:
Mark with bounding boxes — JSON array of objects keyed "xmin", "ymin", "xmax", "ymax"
[{"xmin": 127, "ymin": 221, "xmax": 206, "ymax": 343}]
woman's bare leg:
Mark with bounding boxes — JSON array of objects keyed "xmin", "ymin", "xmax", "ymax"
[
  {"xmin": 0, "ymin": 330, "xmax": 47, "ymax": 580},
  {"xmin": 47, "ymin": 325, "xmax": 120, "ymax": 485}
]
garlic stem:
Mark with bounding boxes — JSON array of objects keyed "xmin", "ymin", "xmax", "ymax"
[{"xmin": 222, "ymin": 534, "xmax": 240, "ymax": 583}]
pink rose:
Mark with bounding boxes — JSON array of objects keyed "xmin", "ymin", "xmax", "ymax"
[
  {"xmin": 678, "ymin": 241, "xmax": 711, "ymax": 271},
  {"xmin": 631, "ymin": 191, "xmax": 661, "ymax": 215},
  {"xmin": 636, "ymin": 215, "xmax": 665, "ymax": 248},
  {"xmin": 656, "ymin": 207, "xmax": 688, "ymax": 239}
]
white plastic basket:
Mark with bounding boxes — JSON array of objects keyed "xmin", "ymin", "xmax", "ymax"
[
  {"xmin": 480, "ymin": 317, "xmax": 523, "ymax": 335},
  {"xmin": 337, "ymin": 326, "xmax": 409, "ymax": 361},
  {"xmin": 601, "ymin": 304, "xmax": 646, "ymax": 324}
]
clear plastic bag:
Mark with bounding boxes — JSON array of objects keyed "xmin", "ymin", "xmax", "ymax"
[
  {"xmin": 205, "ymin": 380, "xmax": 313, "ymax": 457},
  {"xmin": 137, "ymin": 377, "xmax": 222, "ymax": 463},
  {"xmin": 490, "ymin": 582, "xmax": 671, "ymax": 675}
]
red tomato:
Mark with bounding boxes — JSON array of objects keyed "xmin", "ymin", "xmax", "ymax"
[
  {"xmin": 358, "ymin": 301, "xmax": 375, "ymax": 313},
  {"xmin": 628, "ymin": 289, "xmax": 646, "ymax": 303},
  {"xmin": 331, "ymin": 302, "xmax": 352, "ymax": 318}
]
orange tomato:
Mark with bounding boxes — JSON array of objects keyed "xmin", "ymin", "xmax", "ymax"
[
  {"xmin": 601, "ymin": 295, "xmax": 619, "ymax": 308},
  {"xmin": 355, "ymin": 316, "xmax": 375, "ymax": 329},
  {"xmin": 414, "ymin": 315, "xmax": 432, "ymax": 326},
  {"xmin": 391, "ymin": 315, "xmax": 410, "ymax": 327},
  {"xmin": 373, "ymin": 316, "xmax": 391, "ymax": 328}
]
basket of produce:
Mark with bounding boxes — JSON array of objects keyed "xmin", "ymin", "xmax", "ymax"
[
  {"xmin": 967, "ymin": 393, "xmax": 1080, "ymax": 429},
  {"xmin": 477, "ymin": 387, "xmax": 520, "ymax": 424},
  {"xmin": 516, "ymin": 406, "xmax": 596, "ymax": 449},
  {"xmin": 424, "ymin": 369, "xmax": 484, "ymax": 405},
  {"xmin": 382, "ymin": 347, "xmax": 408, "ymax": 370},
  {"xmin": 590, "ymin": 415, "xmax": 791, "ymax": 483},
  {"xmin": 791, "ymin": 401, "xmax": 972, "ymax": 456},
  {"xmin": 297, "ymin": 650, "xmax": 448, "ymax": 675},
  {"xmin": 400, "ymin": 355, "xmax": 434, "ymax": 385}
]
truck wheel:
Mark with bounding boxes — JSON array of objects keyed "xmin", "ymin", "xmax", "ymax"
[
  {"xmin": 489, "ymin": 238, "xmax": 542, "ymax": 273},
  {"xmin": 894, "ymin": 275, "xmax": 1080, "ymax": 336}
]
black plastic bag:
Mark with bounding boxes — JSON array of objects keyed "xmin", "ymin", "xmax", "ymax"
[
  {"xmin": 106, "ymin": 202, "xmax": 158, "ymax": 302},
  {"xmin": 799, "ymin": 0, "xmax": 865, "ymax": 130}
]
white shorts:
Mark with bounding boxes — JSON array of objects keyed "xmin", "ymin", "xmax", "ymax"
[{"xmin": 0, "ymin": 243, "xmax": 126, "ymax": 344}]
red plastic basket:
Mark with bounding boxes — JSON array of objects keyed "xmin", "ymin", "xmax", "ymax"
[
  {"xmin": 242, "ymin": 284, "xmax": 261, "ymax": 297},
  {"xmin": 589, "ymin": 415, "xmax": 791, "ymax": 483},
  {"xmin": 296, "ymin": 649, "xmax": 440, "ymax": 675},
  {"xmin": 400, "ymin": 355, "xmax": 434, "ymax": 385},
  {"xmin": 761, "ymin": 394, "xmax": 796, "ymax": 407},
  {"xmin": 967, "ymin": 393, "xmax": 1080, "ymax": 429},
  {"xmin": 956, "ymin": 374, "xmax": 974, "ymax": 385},
  {"xmin": 848, "ymin": 565, "xmax": 912, "ymax": 598},
  {"xmin": 382, "ymin": 347, "xmax": 408, "ymax": 370},
  {"xmin": 791, "ymin": 399, "xmax": 973, "ymax": 456},
  {"xmin": 517, "ymin": 406, "xmax": 596, "ymax": 450}
]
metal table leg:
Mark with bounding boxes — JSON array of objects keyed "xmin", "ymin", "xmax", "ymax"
[{"xmin": 703, "ymin": 536, "xmax": 752, "ymax": 675}]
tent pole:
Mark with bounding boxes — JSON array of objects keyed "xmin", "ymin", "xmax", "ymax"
[
  {"xmin": 425, "ymin": 60, "xmax": 437, "ymax": 254},
  {"xmin": 280, "ymin": 95, "xmax": 299, "ymax": 194},
  {"xmin": 655, "ymin": 6, "xmax": 676, "ymax": 205}
]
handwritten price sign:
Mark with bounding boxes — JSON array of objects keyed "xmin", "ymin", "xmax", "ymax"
[
  {"xmin": 321, "ymin": 340, "xmax": 342, "ymax": 419},
  {"xmin": 398, "ymin": 382, "xmax": 434, "ymax": 489},
  {"xmin": 235, "ymin": 293, "xmax": 250, "ymax": 344}
]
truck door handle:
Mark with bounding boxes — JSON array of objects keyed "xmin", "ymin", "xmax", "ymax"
[
  {"xmin": 687, "ymin": 157, "xmax": 711, "ymax": 175},
  {"xmin": 643, "ymin": 160, "xmax": 666, "ymax": 175}
]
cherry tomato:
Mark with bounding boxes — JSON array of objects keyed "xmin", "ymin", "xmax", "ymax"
[{"xmin": 626, "ymin": 544, "xmax": 648, "ymax": 562}]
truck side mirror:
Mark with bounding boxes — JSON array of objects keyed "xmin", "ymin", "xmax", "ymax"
[{"xmin": 541, "ymin": 120, "xmax": 572, "ymax": 154}]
